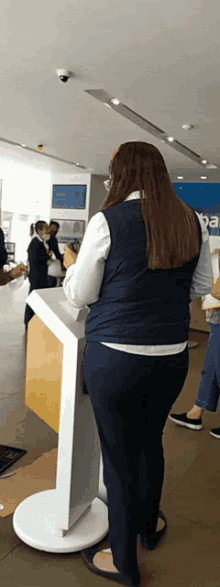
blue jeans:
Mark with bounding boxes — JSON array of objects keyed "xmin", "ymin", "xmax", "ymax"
[
  {"xmin": 82, "ymin": 341, "xmax": 189, "ymax": 585},
  {"xmin": 195, "ymin": 323, "xmax": 220, "ymax": 412}
]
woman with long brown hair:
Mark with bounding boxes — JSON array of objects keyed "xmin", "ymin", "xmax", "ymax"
[{"xmin": 63, "ymin": 142, "xmax": 213, "ymax": 587}]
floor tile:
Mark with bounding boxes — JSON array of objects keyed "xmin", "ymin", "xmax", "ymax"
[{"xmin": 138, "ymin": 515, "xmax": 220, "ymax": 586}]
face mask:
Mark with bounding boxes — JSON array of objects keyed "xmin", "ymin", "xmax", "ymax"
[
  {"xmin": 103, "ymin": 160, "xmax": 113, "ymax": 192},
  {"xmin": 103, "ymin": 179, "xmax": 111, "ymax": 191},
  {"xmin": 38, "ymin": 232, "xmax": 50, "ymax": 241}
]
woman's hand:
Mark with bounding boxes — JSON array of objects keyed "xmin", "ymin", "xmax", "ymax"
[
  {"xmin": 63, "ymin": 246, "xmax": 77, "ymax": 269},
  {"xmin": 211, "ymin": 276, "xmax": 220, "ymax": 300},
  {"xmin": 9, "ymin": 264, "xmax": 27, "ymax": 279}
]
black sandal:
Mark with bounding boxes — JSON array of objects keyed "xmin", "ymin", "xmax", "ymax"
[{"xmin": 81, "ymin": 540, "xmax": 140, "ymax": 586}]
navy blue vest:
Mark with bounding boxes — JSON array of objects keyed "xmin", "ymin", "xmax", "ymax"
[{"xmin": 85, "ymin": 200, "xmax": 202, "ymax": 345}]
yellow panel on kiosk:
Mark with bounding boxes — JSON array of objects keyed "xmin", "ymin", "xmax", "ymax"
[{"xmin": 25, "ymin": 315, "xmax": 62, "ymax": 433}]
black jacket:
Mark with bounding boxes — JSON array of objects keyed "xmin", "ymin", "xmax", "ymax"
[
  {"xmin": 27, "ymin": 237, "xmax": 50, "ymax": 290},
  {"xmin": 47, "ymin": 235, "xmax": 63, "ymax": 262},
  {"xmin": 0, "ymin": 228, "xmax": 8, "ymax": 268}
]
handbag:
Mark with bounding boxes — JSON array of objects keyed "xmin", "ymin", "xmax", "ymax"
[{"xmin": 47, "ymin": 258, "xmax": 65, "ymax": 278}]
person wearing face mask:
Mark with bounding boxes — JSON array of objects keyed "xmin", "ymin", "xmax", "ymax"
[{"xmin": 24, "ymin": 221, "xmax": 53, "ymax": 326}]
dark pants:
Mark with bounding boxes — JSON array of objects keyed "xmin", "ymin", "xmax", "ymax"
[
  {"xmin": 82, "ymin": 341, "xmax": 189, "ymax": 585},
  {"xmin": 24, "ymin": 280, "xmax": 51, "ymax": 325},
  {"xmin": 47, "ymin": 276, "xmax": 57, "ymax": 288}
]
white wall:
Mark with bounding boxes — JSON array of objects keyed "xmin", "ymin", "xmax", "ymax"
[{"xmin": 0, "ymin": 142, "xmax": 91, "ymax": 263}]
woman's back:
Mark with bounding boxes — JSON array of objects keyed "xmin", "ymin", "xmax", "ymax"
[
  {"xmin": 27, "ymin": 236, "xmax": 49, "ymax": 289},
  {"xmin": 85, "ymin": 196, "xmax": 202, "ymax": 346}
]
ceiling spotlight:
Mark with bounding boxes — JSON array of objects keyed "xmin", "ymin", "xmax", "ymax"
[
  {"xmin": 200, "ymin": 176, "xmax": 207, "ymax": 180},
  {"xmin": 21, "ymin": 143, "xmax": 26, "ymax": 147},
  {"xmin": 166, "ymin": 136, "xmax": 175, "ymax": 142},
  {"xmin": 201, "ymin": 159, "xmax": 208, "ymax": 164},
  {"xmin": 177, "ymin": 176, "xmax": 184, "ymax": 179},
  {"xmin": 182, "ymin": 124, "xmax": 193, "ymax": 130},
  {"xmin": 75, "ymin": 163, "xmax": 80, "ymax": 166},
  {"xmin": 110, "ymin": 98, "xmax": 120, "ymax": 106}
]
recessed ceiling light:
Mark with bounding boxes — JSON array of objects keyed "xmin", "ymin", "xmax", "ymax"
[
  {"xmin": 177, "ymin": 176, "xmax": 184, "ymax": 179},
  {"xmin": 201, "ymin": 159, "xmax": 208, "ymax": 164},
  {"xmin": 110, "ymin": 98, "xmax": 120, "ymax": 106},
  {"xmin": 206, "ymin": 163, "xmax": 217, "ymax": 169},
  {"xmin": 21, "ymin": 143, "xmax": 26, "ymax": 147},
  {"xmin": 167, "ymin": 136, "xmax": 175, "ymax": 142},
  {"xmin": 75, "ymin": 163, "xmax": 80, "ymax": 166},
  {"xmin": 182, "ymin": 124, "xmax": 193, "ymax": 130},
  {"xmin": 200, "ymin": 176, "xmax": 207, "ymax": 180}
]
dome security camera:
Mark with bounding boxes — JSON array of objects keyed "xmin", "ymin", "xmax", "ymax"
[{"xmin": 57, "ymin": 69, "xmax": 72, "ymax": 83}]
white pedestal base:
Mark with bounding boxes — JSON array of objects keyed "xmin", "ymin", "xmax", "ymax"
[{"xmin": 13, "ymin": 491, "xmax": 109, "ymax": 553}]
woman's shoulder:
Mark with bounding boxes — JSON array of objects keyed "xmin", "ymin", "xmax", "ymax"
[{"xmin": 28, "ymin": 236, "xmax": 44, "ymax": 249}]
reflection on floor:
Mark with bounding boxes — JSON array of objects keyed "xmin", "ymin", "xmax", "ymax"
[{"xmin": 0, "ymin": 278, "xmax": 219, "ymax": 586}]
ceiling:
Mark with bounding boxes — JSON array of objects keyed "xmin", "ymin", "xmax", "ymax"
[{"xmin": 0, "ymin": 0, "xmax": 220, "ymax": 181}]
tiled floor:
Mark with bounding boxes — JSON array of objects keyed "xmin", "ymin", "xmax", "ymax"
[{"xmin": 0, "ymin": 278, "xmax": 220, "ymax": 586}]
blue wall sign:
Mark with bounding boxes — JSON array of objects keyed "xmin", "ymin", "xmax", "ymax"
[{"xmin": 172, "ymin": 183, "xmax": 220, "ymax": 236}]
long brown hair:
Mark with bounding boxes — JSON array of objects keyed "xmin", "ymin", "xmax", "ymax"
[{"xmin": 100, "ymin": 142, "xmax": 200, "ymax": 270}]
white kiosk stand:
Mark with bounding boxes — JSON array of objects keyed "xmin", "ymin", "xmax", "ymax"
[{"xmin": 13, "ymin": 288, "xmax": 108, "ymax": 553}]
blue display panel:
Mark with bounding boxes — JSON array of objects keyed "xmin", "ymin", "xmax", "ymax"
[
  {"xmin": 52, "ymin": 185, "xmax": 87, "ymax": 209},
  {"xmin": 172, "ymin": 183, "xmax": 220, "ymax": 213},
  {"xmin": 172, "ymin": 182, "xmax": 220, "ymax": 235}
]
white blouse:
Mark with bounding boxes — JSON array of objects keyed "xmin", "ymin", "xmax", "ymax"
[{"xmin": 63, "ymin": 192, "xmax": 213, "ymax": 356}]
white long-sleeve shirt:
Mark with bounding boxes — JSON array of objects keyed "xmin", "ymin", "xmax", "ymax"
[{"xmin": 63, "ymin": 192, "xmax": 213, "ymax": 356}]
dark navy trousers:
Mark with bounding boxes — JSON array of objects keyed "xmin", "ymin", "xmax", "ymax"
[{"xmin": 82, "ymin": 341, "xmax": 189, "ymax": 584}]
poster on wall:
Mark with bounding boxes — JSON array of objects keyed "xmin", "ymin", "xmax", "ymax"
[
  {"xmin": 173, "ymin": 182, "xmax": 220, "ymax": 310},
  {"xmin": 53, "ymin": 219, "xmax": 85, "ymax": 243}
]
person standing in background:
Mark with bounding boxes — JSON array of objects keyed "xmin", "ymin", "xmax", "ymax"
[
  {"xmin": 170, "ymin": 248, "xmax": 220, "ymax": 439},
  {"xmin": 24, "ymin": 221, "xmax": 52, "ymax": 327},
  {"xmin": 62, "ymin": 141, "xmax": 213, "ymax": 587},
  {"xmin": 47, "ymin": 221, "xmax": 66, "ymax": 287},
  {"xmin": 0, "ymin": 227, "xmax": 26, "ymax": 285}
]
